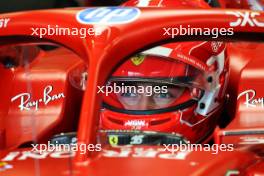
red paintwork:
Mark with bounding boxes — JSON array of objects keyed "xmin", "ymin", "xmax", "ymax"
[
  {"xmin": 0, "ymin": 1, "xmax": 263, "ymax": 175},
  {"xmin": 0, "ymin": 47, "xmax": 85, "ymax": 150},
  {"xmin": 0, "ymin": 145, "xmax": 263, "ymax": 176},
  {"xmin": 215, "ymin": 42, "xmax": 264, "ymax": 147}
]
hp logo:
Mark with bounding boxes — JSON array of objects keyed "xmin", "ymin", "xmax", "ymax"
[{"xmin": 76, "ymin": 7, "xmax": 141, "ymax": 24}]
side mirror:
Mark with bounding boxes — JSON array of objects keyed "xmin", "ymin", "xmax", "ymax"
[{"xmin": 0, "ymin": 44, "xmax": 40, "ymax": 68}]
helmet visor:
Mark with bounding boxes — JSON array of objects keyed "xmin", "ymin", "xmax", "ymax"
[{"xmin": 102, "ymin": 55, "xmax": 211, "ymax": 113}]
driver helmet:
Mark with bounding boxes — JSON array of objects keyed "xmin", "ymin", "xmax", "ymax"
[{"xmin": 100, "ymin": 41, "xmax": 228, "ymax": 143}]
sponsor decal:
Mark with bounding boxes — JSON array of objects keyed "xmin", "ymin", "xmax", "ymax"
[
  {"xmin": 11, "ymin": 85, "xmax": 65, "ymax": 111},
  {"xmin": 175, "ymin": 53, "xmax": 207, "ymax": 71},
  {"xmin": 76, "ymin": 7, "xmax": 140, "ymax": 24},
  {"xmin": 131, "ymin": 55, "xmax": 145, "ymax": 66},
  {"xmin": 0, "ymin": 162, "xmax": 13, "ymax": 172},
  {"xmin": 226, "ymin": 11, "xmax": 264, "ymax": 27},
  {"xmin": 1, "ymin": 151, "xmax": 74, "ymax": 161},
  {"xmin": 124, "ymin": 120, "xmax": 148, "ymax": 128},
  {"xmin": 237, "ymin": 89, "xmax": 264, "ymax": 108},
  {"xmin": 0, "ymin": 18, "xmax": 10, "ymax": 28},
  {"xmin": 1, "ymin": 147, "xmax": 190, "ymax": 161},
  {"xmin": 130, "ymin": 135, "xmax": 144, "ymax": 144}
]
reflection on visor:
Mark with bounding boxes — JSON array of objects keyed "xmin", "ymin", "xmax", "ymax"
[
  {"xmin": 115, "ymin": 82, "xmax": 186, "ymax": 110},
  {"xmin": 102, "ymin": 55, "xmax": 212, "ymax": 114},
  {"xmin": 102, "ymin": 81, "xmax": 204, "ymax": 114}
]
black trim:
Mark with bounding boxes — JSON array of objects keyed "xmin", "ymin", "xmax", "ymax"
[
  {"xmin": 206, "ymin": 0, "xmax": 221, "ymax": 7},
  {"xmin": 223, "ymin": 130, "xmax": 264, "ymax": 136},
  {"xmin": 195, "ymin": 128, "xmax": 215, "ymax": 143},
  {"xmin": 103, "ymin": 99, "xmax": 197, "ymax": 115},
  {"xmin": 109, "ymin": 76, "xmax": 195, "ymax": 87}
]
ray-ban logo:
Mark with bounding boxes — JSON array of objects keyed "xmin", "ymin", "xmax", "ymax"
[
  {"xmin": 237, "ymin": 89, "xmax": 264, "ymax": 108},
  {"xmin": 11, "ymin": 85, "xmax": 65, "ymax": 111}
]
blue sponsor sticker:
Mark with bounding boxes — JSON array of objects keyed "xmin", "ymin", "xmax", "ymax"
[{"xmin": 76, "ymin": 7, "xmax": 141, "ymax": 24}]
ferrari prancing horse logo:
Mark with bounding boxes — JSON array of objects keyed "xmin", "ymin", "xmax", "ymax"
[
  {"xmin": 131, "ymin": 55, "xmax": 145, "ymax": 66},
  {"xmin": 109, "ymin": 135, "xmax": 119, "ymax": 145}
]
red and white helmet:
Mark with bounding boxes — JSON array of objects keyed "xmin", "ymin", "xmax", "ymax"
[{"xmin": 100, "ymin": 41, "xmax": 228, "ymax": 143}]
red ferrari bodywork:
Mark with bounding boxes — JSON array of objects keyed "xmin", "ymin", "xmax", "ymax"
[
  {"xmin": 0, "ymin": 47, "xmax": 85, "ymax": 150},
  {"xmin": 0, "ymin": 1, "xmax": 263, "ymax": 175}
]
